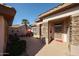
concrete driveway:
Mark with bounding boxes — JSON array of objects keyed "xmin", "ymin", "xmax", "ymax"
[{"xmin": 20, "ymin": 37, "xmax": 45, "ymax": 56}]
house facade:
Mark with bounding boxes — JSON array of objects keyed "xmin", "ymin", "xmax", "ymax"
[
  {"xmin": 32, "ymin": 3, "xmax": 79, "ymax": 55},
  {"xmin": 9, "ymin": 24, "xmax": 34, "ymax": 39},
  {"xmin": 0, "ymin": 4, "xmax": 16, "ymax": 55},
  {"xmin": 9, "ymin": 24, "xmax": 28, "ymax": 36}
]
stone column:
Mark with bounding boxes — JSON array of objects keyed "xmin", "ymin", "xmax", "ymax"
[
  {"xmin": 69, "ymin": 14, "xmax": 79, "ymax": 55},
  {"xmin": 71, "ymin": 14, "xmax": 79, "ymax": 45},
  {"xmin": 41, "ymin": 22, "xmax": 48, "ymax": 44},
  {"xmin": 37, "ymin": 25, "xmax": 40, "ymax": 38}
]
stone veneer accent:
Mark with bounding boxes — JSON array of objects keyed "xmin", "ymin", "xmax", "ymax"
[
  {"xmin": 41, "ymin": 22, "xmax": 48, "ymax": 44},
  {"xmin": 32, "ymin": 25, "xmax": 40, "ymax": 38},
  {"xmin": 71, "ymin": 14, "xmax": 79, "ymax": 46}
]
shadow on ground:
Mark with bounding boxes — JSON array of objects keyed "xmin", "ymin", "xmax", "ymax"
[
  {"xmin": 4, "ymin": 34, "xmax": 46, "ymax": 56},
  {"xmin": 21, "ymin": 37, "xmax": 46, "ymax": 56}
]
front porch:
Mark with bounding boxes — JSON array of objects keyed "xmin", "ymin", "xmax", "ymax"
[
  {"xmin": 48, "ymin": 16, "xmax": 71, "ymax": 44},
  {"xmin": 36, "ymin": 16, "xmax": 71, "ymax": 56},
  {"xmin": 36, "ymin": 39, "xmax": 69, "ymax": 56}
]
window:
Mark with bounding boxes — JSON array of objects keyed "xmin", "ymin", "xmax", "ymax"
[{"xmin": 54, "ymin": 23, "xmax": 63, "ymax": 32}]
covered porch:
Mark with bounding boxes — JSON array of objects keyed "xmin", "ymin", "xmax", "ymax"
[{"xmin": 48, "ymin": 16, "xmax": 71, "ymax": 44}]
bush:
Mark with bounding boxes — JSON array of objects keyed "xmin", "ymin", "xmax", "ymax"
[{"xmin": 5, "ymin": 34, "xmax": 26, "ymax": 56}]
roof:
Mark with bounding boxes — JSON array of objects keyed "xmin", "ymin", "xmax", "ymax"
[
  {"xmin": 36, "ymin": 3, "xmax": 79, "ymax": 22},
  {"xmin": 0, "ymin": 4, "xmax": 16, "ymax": 26},
  {"xmin": 31, "ymin": 23, "xmax": 37, "ymax": 27}
]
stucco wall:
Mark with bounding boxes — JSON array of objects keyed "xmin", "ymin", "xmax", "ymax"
[{"xmin": 0, "ymin": 16, "xmax": 5, "ymax": 55}]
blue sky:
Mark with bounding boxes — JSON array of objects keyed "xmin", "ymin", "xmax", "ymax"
[{"xmin": 6, "ymin": 3, "xmax": 59, "ymax": 25}]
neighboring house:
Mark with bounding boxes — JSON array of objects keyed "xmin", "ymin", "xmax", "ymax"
[
  {"xmin": 0, "ymin": 4, "xmax": 16, "ymax": 55},
  {"xmin": 32, "ymin": 3, "xmax": 79, "ymax": 55},
  {"xmin": 9, "ymin": 24, "xmax": 20, "ymax": 35},
  {"xmin": 9, "ymin": 24, "xmax": 26, "ymax": 36},
  {"xmin": 18, "ymin": 24, "xmax": 28, "ymax": 36},
  {"xmin": 9, "ymin": 24, "xmax": 33, "ymax": 37}
]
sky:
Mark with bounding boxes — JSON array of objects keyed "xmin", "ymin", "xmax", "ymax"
[{"xmin": 6, "ymin": 3, "xmax": 59, "ymax": 25}]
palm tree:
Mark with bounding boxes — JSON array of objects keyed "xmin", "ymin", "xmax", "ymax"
[
  {"xmin": 21, "ymin": 19, "xmax": 29, "ymax": 25},
  {"xmin": 21, "ymin": 19, "xmax": 29, "ymax": 29}
]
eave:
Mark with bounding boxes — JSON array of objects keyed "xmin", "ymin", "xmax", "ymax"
[
  {"xmin": 37, "ymin": 3, "xmax": 79, "ymax": 22},
  {"xmin": 0, "ymin": 4, "xmax": 16, "ymax": 26}
]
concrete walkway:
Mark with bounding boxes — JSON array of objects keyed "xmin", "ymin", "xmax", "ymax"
[
  {"xmin": 36, "ymin": 40, "xmax": 69, "ymax": 56},
  {"xmin": 20, "ymin": 37, "xmax": 71, "ymax": 56},
  {"xmin": 20, "ymin": 37, "xmax": 79, "ymax": 56}
]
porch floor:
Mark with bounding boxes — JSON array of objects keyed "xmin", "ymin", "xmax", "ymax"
[{"xmin": 36, "ymin": 40, "xmax": 69, "ymax": 56}]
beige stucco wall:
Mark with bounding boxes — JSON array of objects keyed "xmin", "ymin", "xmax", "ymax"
[{"xmin": 0, "ymin": 16, "xmax": 5, "ymax": 55}]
